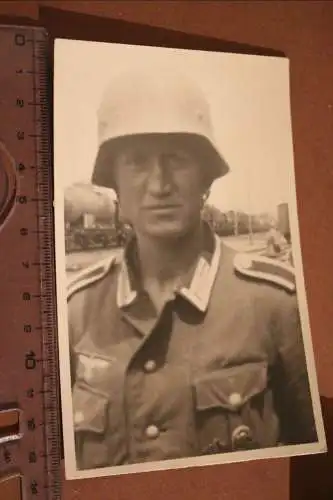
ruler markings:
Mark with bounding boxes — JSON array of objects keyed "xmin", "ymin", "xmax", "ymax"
[
  {"xmin": 36, "ymin": 29, "xmax": 61, "ymax": 500},
  {"xmin": 0, "ymin": 25, "xmax": 62, "ymax": 499},
  {"xmin": 16, "ymin": 27, "xmax": 60, "ymax": 500}
]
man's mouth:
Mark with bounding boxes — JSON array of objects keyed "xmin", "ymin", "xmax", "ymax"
[{"xmin": 145, "ymin": 204, "xmax": 181, "ymax": 211}]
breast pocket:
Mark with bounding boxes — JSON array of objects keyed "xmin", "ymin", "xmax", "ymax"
[
  {"xmin": 72, "ymin": 383, "xmax": 109, "ymax": 470},
  {"xmin": 194, "ymin": 362, "xmax": 276, "ymax": 455},
  {"xmin": 72, "ymin": 347, "xmax": 130, "ymax": 468}
]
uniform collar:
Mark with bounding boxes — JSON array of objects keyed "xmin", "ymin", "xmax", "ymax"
[{"xmin": 116, "ymin": 224, "xmax": 221, "ymax": 313}]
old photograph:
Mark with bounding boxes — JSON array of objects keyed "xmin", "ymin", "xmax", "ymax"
[{"xmin": 54, "ymin": 39, "xmax": 326, "ymax": 479}]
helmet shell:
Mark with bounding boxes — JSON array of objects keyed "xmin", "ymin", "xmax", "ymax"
[{"xmin": 92, "ymin": 66, "xmax": 230, "ymax": 189}]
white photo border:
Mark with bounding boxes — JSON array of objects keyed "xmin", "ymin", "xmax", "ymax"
[{"xmin": 53, "ymin": 39, "xmax": 327, "ymax": 480}]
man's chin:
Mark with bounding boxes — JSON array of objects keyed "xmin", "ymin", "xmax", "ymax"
[{"xmin": 140, "ymin": 222, "xmax": 190, "ymax": 240}]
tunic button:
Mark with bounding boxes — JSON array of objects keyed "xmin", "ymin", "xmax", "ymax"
[
  {"xmin": 74, "ymin": 411, "xmax": 84, "ymax": 425},
  {"xmin": 228, "ymin": 392, "xmax": 242, "ymax": 409},
  {"xmin": 144, "ymin": 359, "xmax": 157, "ymax": 373},
  {"xmin": 145, "ymin": 425, "xmax": 160, "ymax": 439}
]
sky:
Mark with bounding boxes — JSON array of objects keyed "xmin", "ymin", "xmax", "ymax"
[{"xmin": 54, "ymin": 41, "xmax": 296, "ymax": 217}]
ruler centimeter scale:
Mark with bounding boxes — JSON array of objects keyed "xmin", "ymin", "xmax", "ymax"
[{"xmin": 0, "ymin": 25, "xmax": 61, "ymax": 499}]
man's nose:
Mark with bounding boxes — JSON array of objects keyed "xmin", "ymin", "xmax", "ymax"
[{"xmin": 147, "ymin": 157, "xmax": 171, "ymax": 195}]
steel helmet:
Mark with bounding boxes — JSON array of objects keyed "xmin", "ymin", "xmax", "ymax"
[{"xmin": 92, "ymin": 65, "xmax": 230, "ymax": 189}]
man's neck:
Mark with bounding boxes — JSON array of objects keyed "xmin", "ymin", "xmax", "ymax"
[{"xmin": 136, "ymin": 224, "xmax": 204, "ymax": 293}]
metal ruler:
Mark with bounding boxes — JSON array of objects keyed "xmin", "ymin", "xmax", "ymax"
[{"xmin": 0, "ymin": 25, "xmax": 61, "ymax": 499}]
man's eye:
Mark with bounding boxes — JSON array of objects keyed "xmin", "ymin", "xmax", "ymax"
[
  {"xmin": 132, "ymin": 153, "xmax": 148, "ymax": 165},
  {"xmin": 123, "ymin": 153, "xmax": 149, "ymax": 169},
  {"xmin": 163, "ymin": 153, "xmax": 190, "ymax": 168}
]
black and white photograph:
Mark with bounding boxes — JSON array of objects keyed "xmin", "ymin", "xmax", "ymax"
[{"xmin": 54, "ymin": 39, "xmax": 326, "ymax": 480}]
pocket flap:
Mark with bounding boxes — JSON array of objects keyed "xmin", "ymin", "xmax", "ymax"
[
  {"xmin": 72, "ymin": 384, "xmax": 108, "ymax": 433},
  {"xmin": 195, "ymin": 362, "xmax": 267, "ymax": 411}
]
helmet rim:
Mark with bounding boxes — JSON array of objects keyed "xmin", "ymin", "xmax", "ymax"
[{"xmin": 91, "ymin": 132, "xmax": 230, "ymax": 191}]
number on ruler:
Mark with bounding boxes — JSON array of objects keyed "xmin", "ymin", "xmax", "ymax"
[
  {"xmin": 16, "ymin": 98, "xmax": 24, "ymax": 108},
  {"xmin": 29, "ymin": 450, "xmax": 37, "ymax": 463},
  {"xmin": 27, "ymin": 418, "xmax": 36, "ymax": 431},
  {"xmin": 26, "ymin": 388, "xmax": 34, "ymax": 398},
  {"xmin": 14, "ymin": 33, "xmax": 26, "ymax": 46},
  {"xmin": 3, "ymin": 447, "xmax": 12, "ymax": 464},
  {"xmin": 30, "ymin": 480, "xmax": 38, "ymax": 495},
  {"xmin": 17, "ymin": 162, "xmax": 26, "ymax": 172},
  {"xmin": 17, "ymin": 130, "xmax": 24, "ymax": 140},
  {"xmin": 25, "ymin": 351, "xmax": 37, "ymax": 370},
  {"xmin": 24, "ymin": 324, "xmax": 32, "ymax": 333},
  {"xmin": 17, "ymin": 195, "xmax": 28, "ymax": 204}
]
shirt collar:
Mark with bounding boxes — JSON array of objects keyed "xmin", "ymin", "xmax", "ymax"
[{"xmin": 116, "ymin": 225, "xmax": 221, "ymax": 313}]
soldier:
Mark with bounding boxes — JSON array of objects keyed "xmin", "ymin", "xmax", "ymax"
[
  {"xmin": 265, "ymin": 221, "xmax": 287, "ymax": 258},
  {"xmin": 67, "ymin": 67, "xmax": 317, "ymax": 470}
]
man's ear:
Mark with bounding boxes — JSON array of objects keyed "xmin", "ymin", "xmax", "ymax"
[{"xmin": 202, "ymin": 188, "xmax": 210, "ymax": 204}]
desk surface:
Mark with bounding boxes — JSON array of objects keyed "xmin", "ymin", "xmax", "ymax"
[{"xmin": 0, "ymin": 2, "xmax": 332, "ymax": 499}]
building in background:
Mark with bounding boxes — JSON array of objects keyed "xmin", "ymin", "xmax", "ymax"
[{"xmin": 277, "ymin": 202, "xmax": 291, "ymax": 244}]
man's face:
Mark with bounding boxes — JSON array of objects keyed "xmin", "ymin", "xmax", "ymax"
[{"xmin": 113, "ymin": 135, "xmax": 207, "ymax": 239}]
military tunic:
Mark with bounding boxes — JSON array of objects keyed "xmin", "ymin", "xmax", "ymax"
[{"xmin": 68, "ymin": 230, "xmax": 317, "ymax": 470}]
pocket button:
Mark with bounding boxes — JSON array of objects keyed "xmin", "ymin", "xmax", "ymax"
[
  {"xmin": 145, "ymin": 425, "xmax": 160, "ymax": 439},
  {"xmin": 228, "ymin": 392, "xmax": 242, "ymax": 409},
  {"xmin": 74, "ymin": 411, "xmax": 84, "ymax": 425},
  {"xmin": 144, "ymin": 360, "xmax": 157, "ymax": 373}
]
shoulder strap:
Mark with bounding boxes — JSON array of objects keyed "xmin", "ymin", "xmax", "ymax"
[
  {"xmin": 233, "ymin": 252, "xmax": 296, "ymax": 293},
  {"xmin": 67, "ymin": 254, "xmax": 117, "ymax": 300}
]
